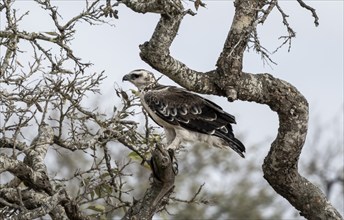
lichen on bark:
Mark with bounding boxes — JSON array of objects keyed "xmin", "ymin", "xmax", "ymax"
[{"xmin": 121, "ymin": 0, "xmax": 343, "ymax": 219}]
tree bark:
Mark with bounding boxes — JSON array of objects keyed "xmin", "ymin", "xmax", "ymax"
[
  {"xmin": 122, "ymin": 145, "xmax": 176, "ymax": 220},
  {"xmin": 0, "ymin": 125, "xmax": 90, "ymax": 220},
  {"xmin": 121, "ymin": 0, "xmax": 343, "ymax": 219}
]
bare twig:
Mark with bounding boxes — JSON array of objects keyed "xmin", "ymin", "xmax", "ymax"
[
  {"xmin": 259, "ymin": 0, "xmax": 277, "ymax": 25},
  {"xmin": 274, "ymin": 2, "xmax": 296, "ymax": 53},
  {"xmin": 170, "ymin": 183, "xmax": 208, "ymax": 205},
  {"xmin": 296, "ymin": 0, "xmax": 319, "ymax": 26}
]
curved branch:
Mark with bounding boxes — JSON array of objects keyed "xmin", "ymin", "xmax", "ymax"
[
  {"xmin": 121, "ymin": 0, "xmax": 219, "ymax": 94},
  {"xmin": 0, "ymin": 124, "xmax": 91, "ymax": 220},
  {"xmin": 0, "ymin": 188, "xmax": 66, "ymax": 220},
  {"xmin": 236, "ymin": 73, "xmax": 341, "ymax": 219},
  {"xmin": 0, "ymin": 154, "xmax": 52, "ymax": 195},
  {"xmin": 123, "ymin": 0, "xmax": 343, "ymax": 219}
]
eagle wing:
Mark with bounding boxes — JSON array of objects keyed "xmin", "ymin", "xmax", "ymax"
[{"xmin": 143, "ymin": 86, "xmax": 245, "ymax": 156}]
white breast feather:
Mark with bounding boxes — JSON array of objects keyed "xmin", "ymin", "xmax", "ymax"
[{"xmin": 140, "ymin": 91, "xmax": 225, "ymax": 150}]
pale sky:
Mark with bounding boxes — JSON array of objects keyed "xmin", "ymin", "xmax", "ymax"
[
  {"xmin": 7, "ymin": 1, "xmax": 343, "ymax": 144},
  {"xmin": 71, "ymin": 1, "xmax": 344, "ymax": 147}
]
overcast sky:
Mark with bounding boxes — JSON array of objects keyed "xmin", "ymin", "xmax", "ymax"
[
  {"xmin": 68, "ymin": 1, "xmax": 343, "ymax": 150},
  {"xmin": 1, "ymin": 0, "xmax": 343, "ymax": 216},
  {"xmin": 7, "ymin": 1, "xmax": 343, "ymax": 145}
]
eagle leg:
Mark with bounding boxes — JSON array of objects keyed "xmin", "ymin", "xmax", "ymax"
[{"xmin": 166, "ymin": 136, "xmax": 182, "ymax": 151}]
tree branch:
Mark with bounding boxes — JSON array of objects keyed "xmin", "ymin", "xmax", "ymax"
[
  {"xmin": 122, "ymin": 145, "xmax": 176, "ymax": 220},
  {"xmin": 296, "ymin": 0, "xmax": 319, "ymax": 26},
  {"xmin": 0, "ymin": 122, "xmax": 91, "ymax": 219},
  {"xmin": 0, "ymin": 153, "xmax": 52, "ymax": 195},
  {"xmin": 0, "ymin": 188, "xmax": 67, "ymax": 220},
  {"xmin": 121, "ymin": 0, "xmax": 219, "ymax": 95},
  {"xmin": 122, "ymin": 0, "xmax": 343, "ymax": 219}
]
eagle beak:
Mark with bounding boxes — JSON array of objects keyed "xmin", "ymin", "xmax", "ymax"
[{"xmin": 122, "ymin": 74, "xmax": 131, "ymax": 82}]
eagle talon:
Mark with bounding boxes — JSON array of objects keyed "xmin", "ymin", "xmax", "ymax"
[
  {"xmin": 172, "ymin": 161, "xmax": 178, "ymax": 175},
  {"xmin": 167, "ymin": 148, "xmax": 178, "ymax": 175},
  {"xmin": 167, "ymin": 148, "xmax": 175, "ymax": 159}
]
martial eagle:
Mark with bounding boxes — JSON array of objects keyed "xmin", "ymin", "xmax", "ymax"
[{"xmin": 122, "ymin": 69, "xmax": 245, "ymax": 158}]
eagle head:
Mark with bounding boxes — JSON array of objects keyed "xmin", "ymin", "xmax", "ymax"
[{"xmin": 122, "ymin": 69, "xmax": 157, "ymax": 90}]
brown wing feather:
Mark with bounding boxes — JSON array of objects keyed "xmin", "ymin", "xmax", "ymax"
[{"xmin": 143, "ymin": 86, "xmax": 245, "ymax": 155}]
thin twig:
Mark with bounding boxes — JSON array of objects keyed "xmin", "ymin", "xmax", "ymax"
[{"xmin": 296, "ymin": 0, "xmax": 319, "ymax": 26}]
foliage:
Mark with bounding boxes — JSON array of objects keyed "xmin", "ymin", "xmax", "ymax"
[{"xmin": 0, "ymin": 1, "xmax": 153, "ymax": 218}]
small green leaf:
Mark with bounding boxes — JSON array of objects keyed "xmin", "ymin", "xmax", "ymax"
[
  {"xmin": 100, "ymin": 172, "xmax": 110, "ymax": 179},
  {"xmin": 143, "ymin": 161, "xmax": 152, "ymax": 170},
  {"xmin": 111, "ymin": 168, "xmax": 119, "ymax": 174},
  {"xmin": 130, "ymin": 89, "xmax": 139, "ymax": 96},
  {"xmin": 128, "ymin": 151, "xmax": 141, "ymax": 161},
  {"xmin": 149, "ymin": 134, "xmax": 162, "ymax": 143},
  {"xmin": 95, "ymin": 186, "xmax": 102, "ymax": 198},
  {"xmin": 43, "ymin": 31, "xmax": 59, "ymax": 36},
  {"xmin": 103, "ymin": 184, "xmax": 113, "ymax": 194},
  {"xmin": 87, "ymin": 204, "xmax": 105, "ymax": 212}
]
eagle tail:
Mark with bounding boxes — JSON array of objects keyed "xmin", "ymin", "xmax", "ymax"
[
  {"xmin": 214, "ymin": 126, "xmax": 246, "ymax": 158},
  {"xmin": 225, "ymin": 136, "xmax": 246, "ymax": 158},
  {"xmin": 222, "ymin": 136, "xmax": 245, "ymax": 158}
]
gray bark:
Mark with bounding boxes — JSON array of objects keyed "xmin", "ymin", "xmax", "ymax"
[
  {"xmin": 0, "ymin": 125, "xmax": 90, "ymax": 220},
  {"xmin": 0, "ymin": 0, "xmax": 341, "ymax": 219},
  {"xmin": 121, "ymin": 0, "xmax": 343, "ymax": 219},
  {"xmin": 122, "ymin": 145, "xmax": 176, "ymax": 220}
]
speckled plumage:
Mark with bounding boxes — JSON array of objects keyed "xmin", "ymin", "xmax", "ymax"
[{"xmin": 122, "ymin": 69, "xmax": 245, "ymax": 158}]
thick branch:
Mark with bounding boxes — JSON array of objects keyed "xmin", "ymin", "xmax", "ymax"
[
  {"xmin": 236, "ymin": 73, "xmax": 342, "ymax": 219},
  {"xmin": 0, "ymin": 124, "xmax": 91, "ymax": 219},
  {"xmin": 122, "ymin": 0, "xmax": 219, "ymax": 94},
  {"xmin": 120, "ymin": 0, "xmax": 169, "ymax": 14},
  {"xmin": 216, "ymin": 0, "xmax": 264, "ymax": 78},
  {"xmin": 123, "ymin": 0, "xmax": 342, "ymax": 219},
  {"xmin": 0, "ymin": 138, "xmax": 28, "ymax": 151},
  {"xmin": 24, "ymin": 124, "xmax": 53, "ymax": 173},
  {"xmin": 0, "ymin": 154, "xmax": 52, "ymax": 195},
  {"xmin": 122, "ymin": 145, "xmax": 176, "ymax": 220},
  {"xmin": 0, "ymin": 188, "xmax": 66, "ymax": 220},
  {"xmin": 213, "ymin": 1, "xmax": 340, "ymax": 217}
]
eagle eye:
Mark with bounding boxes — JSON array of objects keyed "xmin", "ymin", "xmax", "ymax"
[{"xmin": 131, "ymin": 73, "xmax": 140, "ymax": 79}]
